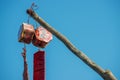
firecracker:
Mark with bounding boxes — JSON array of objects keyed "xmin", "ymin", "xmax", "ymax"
[
  {"xmin": 34, "ymin": 50, "xmax": 45, "ymax": 80},
  {"xmin": 32, "ymin": 26, "xmax": 53, "ymax": 48},
  {"xmin": 18, "ymin": 23, "xmax": 34, "ymax": 44},
  {"xmin": 18, "ymin": 22, "xmax": 52, "ymax": 80}
]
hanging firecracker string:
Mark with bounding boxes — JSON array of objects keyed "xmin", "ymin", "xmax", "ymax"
[
  {"xmin": 34, "ymin": 50, "xmax": 45, "ymax": 80},
  {"xmin": 18, "ymin": 3, "xmax": 52, "ymax": 80}
]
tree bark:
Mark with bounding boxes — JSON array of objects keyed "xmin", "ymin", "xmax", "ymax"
[
  {"xmin": 26, "ymin": 9, "xmax": 117, "ymax": 80},
  {"xmin": 22, "ymin": 48, "xmax": 29, "ymax": 80}
]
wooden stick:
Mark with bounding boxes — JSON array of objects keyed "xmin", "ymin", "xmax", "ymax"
[
  {"xmin": 26, "ymin": 9, "xmax": 117, "ymax": 80},
  {"xmin": 22, "ymin": 48, "xmax": 29, "ymax": 80}
]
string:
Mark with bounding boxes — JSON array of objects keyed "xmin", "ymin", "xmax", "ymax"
[
  {"xmin": 27, "ymin": 15, "xmax": 30, "ymax": 24},
  {"xmin": 35, "ymin": 19, "xmax": 39, "ymax": 29},
  {"xmin": 24, "ymin": 43, "xmax": 26, "ymax": 51}
]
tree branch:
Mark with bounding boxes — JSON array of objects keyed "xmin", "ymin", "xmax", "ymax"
[
  {"xmin": 22, "ymin": 48, "xmax": 29, "ymax": 80},
  {"xmin": 26, "ymin": 9, "xmax": 117, "ymax": 80}
]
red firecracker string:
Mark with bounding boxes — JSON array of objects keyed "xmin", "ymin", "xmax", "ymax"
[{"xmin": 34, "ymin": 51, "xmax": 45, "ymax": 80}]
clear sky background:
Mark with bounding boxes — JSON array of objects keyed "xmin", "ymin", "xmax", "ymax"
[{"xmin": 0, "ymin": 0, "xmax": 120, "ymax": 80}]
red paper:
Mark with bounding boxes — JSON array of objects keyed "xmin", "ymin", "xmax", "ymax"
[{"xmin": 34, "ymin": 51, "xmax": 45, "ymax": 80}]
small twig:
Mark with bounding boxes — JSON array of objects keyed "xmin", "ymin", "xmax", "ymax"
[{"xmin": 21, "ymin": 48, "xmax": 29, "ymax": 80}]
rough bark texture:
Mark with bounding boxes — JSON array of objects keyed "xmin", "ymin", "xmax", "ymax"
[{"xmin": 26, "ymin": 9, "xmax": 117, "ymax": 80}]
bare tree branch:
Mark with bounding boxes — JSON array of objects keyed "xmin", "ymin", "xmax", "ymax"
[
  {"xmin": 26, "ymin": 9, "xmax": 117, "ymax": 80},
  {"xmin": 21, "ymin": 48, "xmax": 29, "ymax": 80}
]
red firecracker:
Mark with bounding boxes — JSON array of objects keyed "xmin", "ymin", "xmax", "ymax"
[
  {"xmin": 32, "ymin": 26, "xmax": 52, "ymax": 48},
  {"xmin": 34, "ymin": 51, "xmax": 45, "ymax": 80},
  {"xmin": 18, "ymin": 23, "xmax": 34, "ymax": 44}
]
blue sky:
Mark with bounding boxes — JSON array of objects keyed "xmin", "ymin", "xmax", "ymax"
[{"xmin": 0, "ymin": 0, "xmax": 120, "ymax": 80}]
